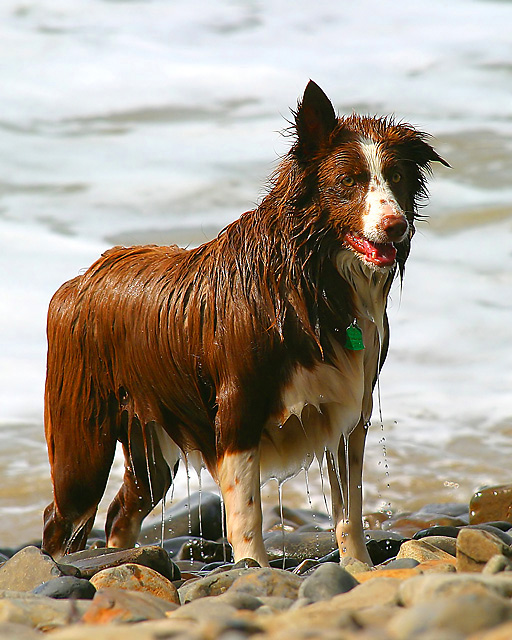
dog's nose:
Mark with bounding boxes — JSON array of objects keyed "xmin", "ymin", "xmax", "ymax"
[{"xmin": 381, "ymin": 214, "xmax": 408, "ymax": 242}]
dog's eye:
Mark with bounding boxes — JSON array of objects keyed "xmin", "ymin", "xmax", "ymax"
[
  {"xmin": 391, "ymin": 172, "xmax": 402, "ymax": 184},
  {"xmin": 341, "ymin": 176, "xmax": 355, "ymax": 187}
]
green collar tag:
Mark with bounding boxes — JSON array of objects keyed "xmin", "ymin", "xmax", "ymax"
[{"xmin": 345, "ymin": 321, "xmax": 364, "ymax": 351}]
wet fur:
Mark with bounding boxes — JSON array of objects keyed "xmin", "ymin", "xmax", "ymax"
[{"xmin": 43, "ymin": 81, "xmax": 447, "ymax": 562}]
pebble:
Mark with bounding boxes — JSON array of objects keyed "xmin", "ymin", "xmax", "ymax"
[
  {"xmin": 397, "ymin": 539, "xmax": 457, "ymax": 565},
  {"xmin": 456, "ymin": 528, "xmax": 512, "ymax": 573},
  {"xmin": 228, "ymin": 567, "xmax": 303, "ymax": 599},
  {"xmin": 0, "ymin": 546, "xmax": 79, "ymax": 592},
  {"xmin": 388, "ymin": 590, "xmax": 512, "ymax": 639},
  {"xmin": 264, "ymin": 531, "xmax": 337, "ymax": 562},
  {"xmin": 32, "ymin": 576, "xmax": 96, "ymax": 600},
  {"xmin": 89, "ymin": 563, "xmax": 180, "ymax": 604},
  {"xmin": 298, "ymin": 563, "xmax": 358, "ymax": 602},
  {"xmin": 140, "ymin": 491, "xmax": 224, "ymax": 544},
  {"xmin": 483, "ymin": 555, "xmax": 512, "ymax": 575},
  {"xmin": 469, "ymin": 484, "xmax": 512, "ymax": 525},
  {"xmin": 82, "ymin": 587, "xmax": 178, "ymax": 624},
  {"xmin": 61, "ymin": 545, "xmax": 180, "ymax": 581}
]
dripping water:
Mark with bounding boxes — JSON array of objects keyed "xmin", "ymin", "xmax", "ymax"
[
  {"xmin": 219, "ymin": 491, "xmax": 227, "ymax": 563},
  {"xmin": 318, "ymin": 450, "xmax": 336, "ymax": 548},
  {"xmin": 277, "ymin": 480, "xmax": 285, "ymax": 569},
  {"xmin": 144, "ymin": 426, "xmax": 155, "ymax": 509},
  {"xmin": 197, "ymin": 465, "xmax": 204, "ymax": 559},
  {"xmin": 375, "ymin": 330, "xmax": 391, "ymax": 511},
  {"xmin": 160, "ymin": 492, "xmax": 166, "ymax": 548},
  {"xmin": 304, "ymin": 464, "xmax": 320, "ymax": 560},
  {"xmin": 343, "ymin": 434, "xmax": 350, "ymax": 520},
  {"xmin": 184, "ymin": 452, "xmax": 193, "ymax": 565}
]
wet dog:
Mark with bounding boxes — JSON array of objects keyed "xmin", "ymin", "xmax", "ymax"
[{"xmin": 42, "ymin": 81, "xmax": 447, "ymax": 563}]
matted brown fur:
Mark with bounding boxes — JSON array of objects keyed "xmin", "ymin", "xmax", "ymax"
[{"xmin": 43, "ymin": 81, "xmax": 447, "ymax": 559}]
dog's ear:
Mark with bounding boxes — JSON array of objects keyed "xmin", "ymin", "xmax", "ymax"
[
  {"xmin": 294, "ymin": 80, "xmax": 337, "ymax": 159},
  {"xmin": 407, "ymin": 136, "xmax": 451, "ymax": 169}
]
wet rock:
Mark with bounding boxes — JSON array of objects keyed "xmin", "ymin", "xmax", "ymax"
[
  {"xmin": 340, "ymin": 557, "xmax": 372, "ymax": 577},
  {"xmin": 384, "ymin": 513, "xmax": 466, "ymax": 538},
  {"xmin": 232, "ymin": 558, "xmax": 262, "ymax": 570},
  {"xmin": 413, "ymin": 525, "xmax": 461, "ymax": 540},
  {"xmin": 470, "ymin": 484, "xmax": 512, "ymax": 526},
  {"xmin": 397, "ymin": 539, "xmax": 457, "ymax": 565},
  {"xmin": 380, "ymin": 557, "xmax": 420, "ymax": 570},
  {"xmin": 139, "ymin": 491, "xmax": 223, "ymax": 544},
  {"xmin": 298, "ymin": 563, "xmax": 358, "ymax": 602},
  {"xmin": 0, "ymin": 592, "xmax": 90, "ymax": 630},
  {"xmin": 228, "ymin": 567, "xmax": 303, "ymax": 599},
  {"xmin": 176, "ymin": 538, "xmax": 233, "ymax": 564},
  {"xmin": 483, "ymin": 554, "xmax": 512, "ymax": 575},
  {"xmin": 266, "ymin": 505, "xmax": 331, "ymax": 528},
  {"xmin": 264, "ymin": 531, "xmax": 336, "ymax": 562},
  {"xmin": 414, "ymin": 535, "xmax": 457, "ymax": 556},
  {"xmin": 32, "ymin": 576, "xmax": 96, "ymax": 600},
  {"xmin": 292, "ymin": 559, "xmax": 320, "ymax": 576},
  {"xmin": 268, "ymin": 557, "xmax": 300, "ymax": 569},
  {"xmin": 464, "ymin": 523, "xmax": 512, "ymax": 545},
  {"xmin": 388, "ymin": 591, "xmax": 512, "ymax": 639},
  {"xmin": 179, "ymin": 567, "xmax": 257, "ymax": 603},
  {"xmin": 366, "ymin": 537, "xmax": 403, "ymax": 565},
  {"xmin": 62, "ymin": 545, "xmax": 180, "ymax": 581},
  {"xmin": 0, "ymin": 546, "xmax": 79, "ymax": 592},
  {"xmin": 0, "ymin": 552, "xmax": 9, "ymax": 564},
  {"xmin": 82, "ymin": 587, "xmax": 177, "ymax": 624},
  {"xmin": 456, "ymin": 528, "xmax": 512, "ymax": 573},
  {"xmin": 89, "ymin": 563, "xmax": 180, "ymax": 604}
]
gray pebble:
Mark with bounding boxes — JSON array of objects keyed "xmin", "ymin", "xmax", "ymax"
[
  {"xmin": 32, "ymin": 575, "xmax": 96, "ymax": 599},
  {"xmin": 298, "ymin": 562, "xmax": 358, "ymax": 603}
]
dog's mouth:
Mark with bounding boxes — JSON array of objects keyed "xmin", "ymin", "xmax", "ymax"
[{"xmin": 343, "ymin": 232, "xmax": 397, "ymax": 268}]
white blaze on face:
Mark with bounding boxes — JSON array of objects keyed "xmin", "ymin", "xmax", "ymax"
[{"xmin": 359, "ymin": 138, "xmax": 403, "ymax": 243}]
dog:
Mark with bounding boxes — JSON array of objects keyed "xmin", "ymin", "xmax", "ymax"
[{"xmin": 42, "ymin": 81, "xmax": 448, "ymax": 564}]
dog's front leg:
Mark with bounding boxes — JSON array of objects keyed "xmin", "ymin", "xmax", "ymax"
[
  {"xmin": 217, "ymin": 448, "xmax": 269, "ymax": 567},
  {"xmin": 327, "ymin": 418, "xmax": 372, "ymax": 565}
]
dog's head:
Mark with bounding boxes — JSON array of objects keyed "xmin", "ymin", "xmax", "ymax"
[{"xmin": 292, "ymin": 81, "xmax": 449, "ymax": 276}]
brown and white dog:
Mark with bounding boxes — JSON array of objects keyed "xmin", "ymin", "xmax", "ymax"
[{"xmin": 42, "ymin": 81, "xmax": 447, "ymax": 564}]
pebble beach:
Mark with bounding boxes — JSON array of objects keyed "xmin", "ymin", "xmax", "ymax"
[{"xmin": 2, "ymin": 484, "xmax": 512, "ymax": 639}]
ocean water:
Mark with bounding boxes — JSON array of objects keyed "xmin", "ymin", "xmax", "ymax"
[{"xmin": 1, "ymin": 0, "xmax": 511, "ymax": 547}]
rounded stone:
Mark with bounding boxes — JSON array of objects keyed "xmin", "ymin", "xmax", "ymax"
[
  {"xmin": 89, "ymin": 563, "xmax": 180, "ymax": 604},
  {"xmin": 469, "ymin": 484, "xmax": 512, "ymax": 526},
  {"xmin": 32, "ymin": 576, "xmax": 96, "ymax": 600},
  {"xmin": 298, "ymin": 563, "xmax": 358, "ymax": 602}
]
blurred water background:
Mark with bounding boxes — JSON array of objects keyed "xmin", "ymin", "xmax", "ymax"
[{"xmin": 1, "ymin": 0, "xmax": 511, "ymax": 547}]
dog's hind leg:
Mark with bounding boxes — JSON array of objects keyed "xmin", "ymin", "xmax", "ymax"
[
  {"xmin": 43, "ymin": 402, "xmax": 118, "ymax": 559},
  {"xmin": 327, "ymin": 418, "xmax": 372, "ymax": 565},
  {"xmin": 106, "ymin": 418, "xmax": 172, "ymax": 548}
]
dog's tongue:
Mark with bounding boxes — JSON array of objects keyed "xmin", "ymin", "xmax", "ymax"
[{"xmin": 345, "ymin": 233, "xmax": 397, "ymax": 267}]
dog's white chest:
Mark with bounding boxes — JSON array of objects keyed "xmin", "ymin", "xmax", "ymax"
[{"xmin": 259, "ymin": 338, "xmax": 372, "ymax": 484}]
